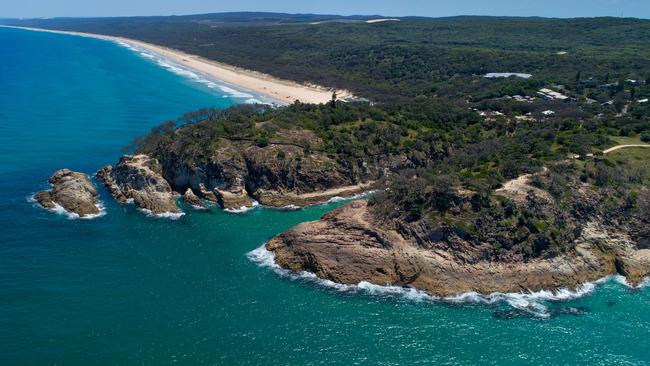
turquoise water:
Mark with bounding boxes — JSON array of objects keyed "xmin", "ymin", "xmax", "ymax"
[{"xmin": 1, "ymin": 27, "xmax": 649, "ymax": 365}]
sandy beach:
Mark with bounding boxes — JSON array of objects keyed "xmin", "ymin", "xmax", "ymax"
[{"xmin": 1, "ymin": 25, "xmax": 353, "ymax": 105}]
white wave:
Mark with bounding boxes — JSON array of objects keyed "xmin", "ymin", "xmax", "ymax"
[
  {"xmin": 217, "ymin": 85, "xmax": 254, "ymax": 99},
  {"xmin": 137, "ymin": 208, "xmax": 185, "ymax": 220},
  {"xmin": 50, "ymin": 202, "xmax": 80, "ymax": 219},
  {"xmin": 247, "ymin": 245, "xmax": 637, "ymax": 318},
  {"xmin": 116, "ymin": 41, "xmax": 137, "ymax": 51},
  {"xmin": 279, "ymin": 204, "xmax": 302, "ymax": 211},
  {"xmin": 188, "ymin": 204, "xmax": 208, "ymax": 210},
  {"xmin": 613, "ymin": 274, "xmax": 650, "ymax": 289},
  {"xmin": 326, "ymin": 190, "xmax": 377, "ymax": 203},
  {"xmin": 79, "ymin": 202, "xmax": 107, "ymax": 220},
  {"xmin": 28, "ymin": 195, "xmax": 106, "ymax": 220},
  {"xmin": 245, "ymin": 98, "xmax": 265, "ymax": 104},
  {"xmin": 224, "ymin": 200, "xmax": 260, "ymax": 214},
  {"xmin": 114, "ymin": 40, "xmax": 274, "ymax": 104}
]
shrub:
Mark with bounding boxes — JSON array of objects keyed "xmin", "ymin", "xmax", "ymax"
[{"xmin": 641, "ymin": 131, "xmax": 650, "ymax": 143}]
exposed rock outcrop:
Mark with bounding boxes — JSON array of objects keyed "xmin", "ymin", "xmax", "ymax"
[
  {"xmin": 182, "ymin": 188, "xmax": 206, "ymax": 209},
  {"xmin": 97, "ymin": 154, "xmax": 181, "ymax": 215},
  {"xmin": 34, "ymin": 169, "xmax": 101, "ymax": 218},
  {"xmin": 148, "ymin": 137, "xmax": 379, "ymax": 209},
  {"xmin": 267, "ymin": 200, "xmax": 650, "ymax": 296},
  {"xmin": 215, "ymin": 187, "xmax": 255, "ymax": 210}
]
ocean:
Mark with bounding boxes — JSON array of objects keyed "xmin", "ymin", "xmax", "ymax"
[{"xmin": 1, "ymin": 27, "xmax": 649, "ymax": 365}]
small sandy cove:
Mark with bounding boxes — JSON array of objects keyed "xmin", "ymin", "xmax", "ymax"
[{"xmin": 2, "ymin": 25, "xmax": 353, "ymax": 105}]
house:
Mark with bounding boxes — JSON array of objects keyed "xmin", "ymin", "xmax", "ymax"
[
  {"xmin": 511, "ymin": 95, "xmax": 535, "ymax": 103},
  {"xmin": 639, "ymin": 99, "xmax": 649, "ymax": 104},
  {"xmin": 484, "ymin": 72, "xmax": 532, "ymax": 79},
  {"xmin": 541, "ymin": 110, "xmax": 555, "ymax": 116},
  {"xmin": 515, "ymin": 115, "xmax": 535, "ymax": 122},
  {"xmin": 537, "ymin": 88, "xmax": 569, "ymax": 101},
  {"xmin": 478, "ymin": 110, "xmax": 505, "ymax": 121}
]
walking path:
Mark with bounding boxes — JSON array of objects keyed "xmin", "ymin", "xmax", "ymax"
[
  {"xmin": 572, "ymin": 144, "xmax": 650, "ymax": 159},
  {"xmin": 602, "ymin": 144, "xmax": 650, "ymax": 154}
]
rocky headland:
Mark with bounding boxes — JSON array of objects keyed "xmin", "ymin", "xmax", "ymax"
[
  {"xmin": 56, "ymin": 103, "xmax": 648, "ymax": 296},
  {"xmin": 93, "ymin": 134, "xmax": 382, "ymax": 214},
  {"xmin": 34, "ymin": 169, "xmax": 102, "ymax": 218},
  {"xmin": 267, "ymin": 166, "xmax": 650, "ymax": 296},
  {"xmin": 116, "ymin": 125, "xmax": 388, "ymax": 211}
]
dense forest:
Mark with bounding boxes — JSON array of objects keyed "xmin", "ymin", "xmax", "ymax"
[
  {"xmin": 4, "ymin": 13, "xmax": 649, "ymax": 259},
  {"xmin": 133, "ymin": 96, "xmax": 649, "ymax": 258},
  {"xmin": 3, "ymin": 14, "xmax": 650, "ymax": 103}
]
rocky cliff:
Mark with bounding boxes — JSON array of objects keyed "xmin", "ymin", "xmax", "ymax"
[
  {"xmin": 267, "ymin": 199, "xmax": 650, "ymax": 296},
  {"xmin": 267, "ymin": 166, "xmax": 650, "ymax": 296},
  {"xmin": 97, "ymin": 154, "xmax": 181, "ymax": 215},
  {"xmin": 142, "ymin": 134, "xmax": 380, "ymax": 210}
]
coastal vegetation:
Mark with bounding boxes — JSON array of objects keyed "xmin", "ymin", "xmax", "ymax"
[
  {"xmin": 5, "ymin": 15, "xmax": 650, "ymax": 104},
  {"xmin": 8, "ymin": 13, "xmax": 649, "ymax": 292},
  {"xmin": 131, "ymin": 95, "xmax": 649, "ymax": 260}
]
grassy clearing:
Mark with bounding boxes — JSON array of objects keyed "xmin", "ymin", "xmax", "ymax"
[
  {"xmin": 605, "ymin": 147, "xmax": 650, "ymax": 184},
  {"xmin": 609, "ymin": 135, "xmax": 645, "ymax": 146}
]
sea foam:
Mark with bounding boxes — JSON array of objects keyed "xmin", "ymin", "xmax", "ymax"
[
  {"xmin": 224, "ymin": 200, "xmax": 260, "ymax": 214},
  {"xmin": 613, "ymin": 274, "xmax": 650, "ymax": 289},
  {"xmin": 137, "ymin": 208, "xmax": 185, "ymax": 220},
  {"xmin": 326, "ymin": 190, "xmax": 377, "ymax": 203},
  {"xmin": 28, "ymin": 195, "xmax": 106, "ymax": 220},
  {"xmin": 113, "ymin": 40, "xmax": 274, "ymax": 105},
  {"xmin": 247, "ymin": 245, "xmax": 638, "ymax": 318}
]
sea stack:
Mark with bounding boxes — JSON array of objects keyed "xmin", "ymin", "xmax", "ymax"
[
  {"xmin": 183, "ymin": 188, "xmax": 207, "ymax": 209},
  {"xmin": 97, "ymin": 154, "xmax": 182, "ymax": 215},
  {"xmin": 34, "ymin": 169, "xmax": 101, "ymax": 218}
]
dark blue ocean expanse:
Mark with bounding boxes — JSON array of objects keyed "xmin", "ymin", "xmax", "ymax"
[{"xmin": 1, "ymin": 27, "xmax": 649, "ymax": 365}]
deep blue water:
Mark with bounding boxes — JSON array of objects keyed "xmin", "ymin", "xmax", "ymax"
[{"xmin": 1, "ymin": 27, "xmax": 650, "ymax": 365}]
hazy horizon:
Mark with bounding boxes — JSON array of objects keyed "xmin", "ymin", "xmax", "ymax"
[{"xmin": 2, "ymin": 0, "xmax": 649, "ymax": 20}]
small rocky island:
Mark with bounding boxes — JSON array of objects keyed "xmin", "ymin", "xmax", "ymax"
[{"xmin": 34, "ymin": 169, "xmax": 102, "ymax": 218}]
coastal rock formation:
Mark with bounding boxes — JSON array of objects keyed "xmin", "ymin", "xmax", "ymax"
[
  {"xmin": 146, "ymin": 133, "xmax": 380, "ymax": 209},
  {"xmin": 215, "ymin": 187, "xmax": 255, "ymax": 210},
  {"xmin": 267, "ymin": 200, "xmax": 650, "ymax": 296},
  {"xmin": 34, "ymin": 169, "xmax": 101, "ymax": 218},
  {"xmin": 252, "ymin": 183, "xmax": 372, "ymax": 208},
  {"xmin": 182, "ymin": 188, "xmax": 206, "ymax": 209},
  {"xmin": 97, "ymin": 154, "xmax": 181, "ymax": 215}
]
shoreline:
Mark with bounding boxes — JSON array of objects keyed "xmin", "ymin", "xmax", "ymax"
[
  {"xmin": 1, "ymin": 25, "xmax": 354, "ymax": 105},
  {"xmin": 247, "ymin": 244, "xmax": 649, "ymax": 318}
]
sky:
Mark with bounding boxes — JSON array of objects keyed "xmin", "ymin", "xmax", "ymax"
[{"xmin": 2, "ymin": 0, "xmax": 649, "ymax": 19}]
